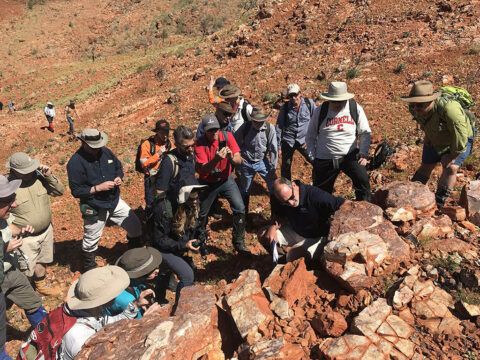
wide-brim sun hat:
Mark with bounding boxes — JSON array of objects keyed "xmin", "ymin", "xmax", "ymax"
[
  {"xmin": 77, "ymin": 128, "xmax": 108, "ymax": 149},
  {"xmin": 6, "ymin": 152, "xmax": 40, "ymax": 175},
  {"xmin": 250, "ymin": 106, "xmax": 269, "ymax": 122},
  {"xmin": 178, "ymin": 184, "xmax": 207, "ymax": 204},
  {"xmin": 218, "ymin": 85, "xmax": 242, "ymax": 99},
  {"xmin": 67, "ymin": 266, "xmax": 129, "ymax": 310},
  {"xmin": 321, "ymin": 81, "xmax": 355, "ymax": 101},
  {"xmin": 0, "ymin": 175, "xmax": 21, "ymax": 198},
  {"xmin": 401, "ymin": 80, "xmax": 441, "ymax": 103},
  {"xmin": 115, "ymin": 247, "xmax": 163, "ymax": 279}
]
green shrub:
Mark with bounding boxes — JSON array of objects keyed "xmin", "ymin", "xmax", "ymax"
[
  {"xmin": 393, "ymin": 63, "xmax": 406, "ymax": 74},
  {"xmin": 346, "ymin": 68, "xmax": 360, "ymax": 79}
]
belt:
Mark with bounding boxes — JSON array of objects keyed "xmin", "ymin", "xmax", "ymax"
[{"xmin": 31, "ymin": 224, "xmax": 51, "ymax": 236}]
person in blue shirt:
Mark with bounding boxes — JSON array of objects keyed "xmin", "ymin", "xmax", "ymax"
[
  {"xmin": 67, "ymin": 129, "xmax": 142, "ymax": 272},
  {"xmin": 105, "ymin": 247, "xmax": 163, "ymax": 318},
  {"xmin": 275, "ymin": 84, "xmax": 316, "ymax": 180}
]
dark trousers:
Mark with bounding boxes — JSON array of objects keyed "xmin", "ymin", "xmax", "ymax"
[
  {"xmin": 0, "ymin": 292, "xmax": 5, "ymax": 355},
  {"xmin": 312, "ymin": 151, "xmax": 371, "ymax": 201},
  {"xmin": 144, "ymin": 175, "xmax": 154, "ymax": 215},
  {"xmin": 281, "ymin": 141, "xmax": 314, "ymax": 180},
  {"xmin": 155, "ymin": 252, "xmax": 194, "ymax": 304}
]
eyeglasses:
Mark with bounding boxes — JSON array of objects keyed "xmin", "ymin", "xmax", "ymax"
[
  {"xmin": 288, "ymin": 93, "xmax": 299, "ymax": 99},
  {"xmin": 413, "ymin": 102, "xmax": 431, "ymax": 108},
  {"xmin": 220, "ymin": 111, "xmax": 233, "ymax": 117},
  {"xmin": 180, "ymin": 143, "xmax": 195, "ymax": 149}
]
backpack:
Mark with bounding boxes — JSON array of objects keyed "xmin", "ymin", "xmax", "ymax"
[
  {"xmin": 366, "ymin": 142, "xmax": 395, "ymax": 171},
  {"xmin": 148, "ymin": 153, "xmax": 179, "ymax": 197},
  {"xmin": 316, "ymin": 99, "xmax": 359, "ymax": 133},
  {"xmin": 435, "ymin": 86, "xmax": 476, "ymax": 131},
  {"xmin": 17, "ymin": 305, "xmax": 78, "ymax": 360},
  {"xmin": 135, "ymin": 137, "xmax": 172, "ymax": 173}
]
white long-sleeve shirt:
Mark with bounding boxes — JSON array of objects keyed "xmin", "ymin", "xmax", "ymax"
[
  {"xmin": 230, "ymin": 97, "xmax": 252, "ymax": 134},
  {"xmin": 57, "ymin": 302, "xmax": 138, "ymax": 360},
  {"xmin": 306, "ymin": 101, "xmax": 371, "ymax": 160},
  {"xmin": 44, "ymin": 106, "xmax": 55, "ymax": 117}
]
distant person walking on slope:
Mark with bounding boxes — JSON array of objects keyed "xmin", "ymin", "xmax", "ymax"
[
  {"xmin": 8, "ymin": 100, "xmax": 16, "ymax": 114},
  {"xmin": 207, "ymin": 76, "xmax": 229, "ymax": 106},
  {"xmin": 65, "ymin": 100, "xmax": 80, "ymax": 135},
  {"xmin": 44, "ymin": 102, "xmax": 55, "ymax": 133}
]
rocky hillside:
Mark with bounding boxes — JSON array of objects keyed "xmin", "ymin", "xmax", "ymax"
[{"xmin": 0, "ymin": 0, "xmax": 480, "ymax": 358}]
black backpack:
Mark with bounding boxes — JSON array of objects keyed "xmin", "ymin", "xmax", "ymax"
[
  {"xmin": 316, "ymin": 99, "xmax": 359, "ymax": 133},
  {"xmin": 135, "ymin": 136, "xmax": 171, "ymax": 173},
  {"xmin": 366, "ymin": 142, "xmax": 395, "ymax": 171}
]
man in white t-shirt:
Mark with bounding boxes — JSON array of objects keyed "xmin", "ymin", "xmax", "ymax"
[{"xmin": 306, "ymin": 82, "xmax": 372, "ymax": 201}]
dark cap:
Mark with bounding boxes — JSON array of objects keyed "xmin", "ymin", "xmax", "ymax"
[
  {"xmin": 202, "ymin": 114, "xmax": 220, "ymax": 131},
  {"xmin": 152, "ymin": 120, "xmax": 171, "ymax": 132},
  {"xmin": 214, "ymin": 77, "xmax": 230, "ymax": 88}
]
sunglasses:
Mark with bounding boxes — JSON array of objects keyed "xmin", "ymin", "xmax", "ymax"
[{"xmin": 288, "ymin": 93, "xmax": 299, "ymax": 99}]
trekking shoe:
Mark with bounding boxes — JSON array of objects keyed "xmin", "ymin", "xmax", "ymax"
[
  {"xmin": 234, "ymin": 243, "xmax": 252, "ymax": 257},
  {"xmin": 34, "ymin": 278, "xmax": 63, "ymax": 297}
]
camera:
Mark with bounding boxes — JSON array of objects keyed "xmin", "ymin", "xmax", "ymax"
[
  {"xmin": 218, "ymin": 140, "xmax": 226, "ymax": 150},
  {"xmin": 192, "ymin": 228, "xmax": 210, "ymax": 256}
]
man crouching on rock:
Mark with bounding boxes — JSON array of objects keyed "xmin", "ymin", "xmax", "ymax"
[{"xmin": 258, "ymin": 177, "xmax": 346, "ymax": 265}]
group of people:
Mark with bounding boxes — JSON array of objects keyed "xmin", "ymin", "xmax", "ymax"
[
  {"xmin": 0, "ymin": 77, "xmax": 475, "ymax": 359},
  {"xmin": 43, "ymin": 101, "xmax": 81, "ymax": 134}
]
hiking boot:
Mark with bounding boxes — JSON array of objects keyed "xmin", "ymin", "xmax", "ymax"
[
  {"xmin": 435, "ymin": 184, "xmax": 451, "ymax": 208},
  {"xmin": 82, "ymin": 250, "xmax": 97, "ymax": 273},
  {"xmin": 127, "ymin": 235, "xmax": 143, "ymax": 249},
  {"xmin": 34, "ymin": 278, "xmax": 63, "ymax": 297},
  {"xmin": 232, "ymin": 213, "xmax": 251, "ymax": 256},
  {"xmin": 168, "ymin": 273, "xmax": 178, "ymax": 291}
]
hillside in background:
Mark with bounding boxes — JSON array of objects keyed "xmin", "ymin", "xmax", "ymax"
[{"xmin": 0, "ymin": 0, "xmax": 480, "ymax": 358}]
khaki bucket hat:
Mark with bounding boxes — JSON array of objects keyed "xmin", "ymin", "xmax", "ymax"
[
  {"xmin": 321, "ymin": 81, "xmax": 355, "ymax": 101},
  {"xmin": 401, "ymin": 80, "xmax": 441, "ymax": 103},
  {"xmin": 6, "ymin": 152, "xmax": 40, "ymax": 174},
  {"xmin": 77, "ymin": 129, "xmax": 108, "ymax": 149},
  {"xmin": 0, "ymin": 175, "xmax": 21, "ymax": 199},
  {"xmin": 115, "ymin": 247, "xmax": 163, "ymax": 279},
  {"xmin": 250, "ymin": 106, "xmax": 269, "ymax": 122},
  {"xmin": 219, "ymin": 85, "xmax": 242, "ymax": 99},
  {"xmin": 67, "ymin": 266, "xmax": 129, "ymax": 310}
]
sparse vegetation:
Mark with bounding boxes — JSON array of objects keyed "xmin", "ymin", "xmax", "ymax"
[
  {"xmin": 394, "ymin": 63, "xmax": 406, "ymax": 74},
  {"xmin": 468, "ymin": 44, "xmax": 480, "ymax": 55},
  {"xmin": 262, "ymin": 93, "xmax": 280, "ymax": 104},
  {"xmin": 433, "ymin": 253, "xmax": 461, "ymax": 273},
  {"xmin": 136, "ymin": 63, "xmax": 153, "ymax": 73},
  {"xmin": 457, "ymin": 289, "xmax": 480, "ymax": 305},
  {"xmin": 422, "ymin": 71, "xmax": 433, "ymax": 78},
  {"xmin": 346, "ymin": 68, "xmax": 360, "ymax": 79}
]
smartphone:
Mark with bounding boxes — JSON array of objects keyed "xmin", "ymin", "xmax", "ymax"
[{"xmin": 218, "ymin": 140, "xmax": 226, "ymax": 150}]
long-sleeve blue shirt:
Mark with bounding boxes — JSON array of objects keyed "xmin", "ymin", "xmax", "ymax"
[
  {"xmin": 67, "ymin": 147, "xmax": 123, "ymax": 209},
  {"xmin": 235, "ymin": 121, "xmax": 278, "ymax": 169},
  {"xmin": 275, "ymin": 98, "xmax": 315, "ymax": 148}
]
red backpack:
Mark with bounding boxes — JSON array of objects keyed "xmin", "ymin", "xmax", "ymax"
[{"xmin": 17, "ymin": 305, "xmax": 77, "ymax": 360}]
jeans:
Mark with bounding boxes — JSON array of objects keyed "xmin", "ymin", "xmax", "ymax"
[
  {"xmin": 281, "ymin": 141, "xmax": 314, "ymax": 180},
  {"xmin": 155, "ymin": 252, "xmax": 194, "ymax": 304},
  {"xmin": 66, "ymin": 116, "xmax": 74, "ymax": 133},
  {"xmin": 422, "ymin": 133, "xmax": 475, "ymax": 166},
  {"xmin": 238, "ymin": 159, "xmax": 274, "ymax": 211},
  {"xmin": 199, "ymin": 175, "xmax": 245, "ymax": 225},
  {"xmin": 312, "ymin": 150, "xmax": 371, "ymax": 201}
]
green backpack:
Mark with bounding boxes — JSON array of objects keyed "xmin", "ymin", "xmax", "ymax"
[{"xmin": 435, "ymin": 86, "xmax": 476, "ymax": 131}]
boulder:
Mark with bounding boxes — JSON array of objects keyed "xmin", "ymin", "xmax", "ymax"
[
  {"xmin": 224, "ymin": 270, "xmax": 274, "ymax": 339},
  {"xmin": 262, "ymin": 258, "xmax": 317, "ymax": 306},
  {"xmin": 440, "ymin": 205, "xmax": 466, "ymax": 222},
  {"xmin": 408, "ymin": 215, "xmax": 454, "ymax": 241},
  {"xmin": 460, "ymin": 302, "xmax": 480, "ymax": 317},
  {"xmin": 77, "ymin": 286, "xmax": 224, "ymax": 360},
  {"xmin": 374, "ymin": 181, "xmax": 436, "ymax": 216},
  {"xmin": 329, "ymin": 202, "xmax": 410, "ymax": 264},
  {"xmin": 237, "ymin": 337, "xmax": 304, "ymax": 360},
  {"xmin": 311, "ymin": 310, "xmax": 348, "ymax": 337},
  {"xmin": 460, "ymin": 180, "xmax": 480, "ymax": 226}
]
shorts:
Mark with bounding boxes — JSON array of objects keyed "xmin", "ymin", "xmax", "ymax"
[
  {"xmin": 276, "ymin": 225, "xmax": 326, "ymax": 263},
  {"xmin": 18, "ymin": 223, "xmax": 54, "ymax": 277},
  {"xmin": 422, "ymin": 134, "xmax": 474, "ymax": 166}
]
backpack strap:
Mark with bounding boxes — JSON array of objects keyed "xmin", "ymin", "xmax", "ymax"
[
  {"xmin": 316, "ymin": 102, "xmax": 330, "ymax": 133},
  {"xmin": 305, "ymin": 98, "xmax": 314, "ymax": 117},
  {"xmin": 148, "ymin": 136, "xmax": 156, "ymax": 156},
  {"xmin": 166, "ymin": 154, "xmax": 179, "ymax": 179},
  {"xmin": 240, "ymin": 101, "xmax": 250, "ymax": 122},
  {"xmin": 349, "ymin": 99, "xmax": 358, "ymax": 126}
]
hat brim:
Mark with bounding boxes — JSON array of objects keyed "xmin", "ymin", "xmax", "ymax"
[
  {"xmin": 152, "ymin": 127, "xmax": 171, "ymax": 132},
  {"xmin": 321, "ymin": 92, "xmax": 355, "ymax": 101},
  {"xmin": 400, "ymin": 92, "xmax": 441, "ymax": 103},
  {"xmin": 67, "ymin": 266, "xmax": 129, "ymax": 310},
  {"xmin": 219, "ymin": 89, "xmax": 242, "ymax": 99},
  {"xmin": 178, "ymin": 185, "xmax": 207, "ymax": 204},
  {"xmin": 0, "ymin": 179, "xmax": 21, "ymax": 198},
  {"xmin": 77, "ymin": 132, "xmax": 108, "ymax": 149},
  {"xmin": 251, "ymin": 115, "xmax": 269, "ymax": 122},
  {"xmin": 6, "ymin": 158, "xmax": 40, "ymax": 175},
  {"xmin": 115, "ymin": 247, "xmax": 163, "ymax": 279}
]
